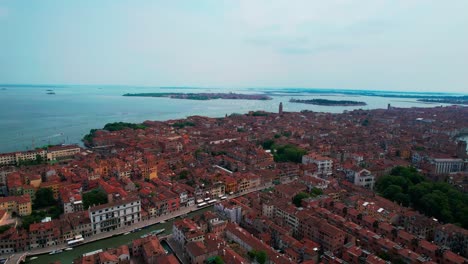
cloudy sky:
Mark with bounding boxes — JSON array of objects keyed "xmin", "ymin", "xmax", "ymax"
[{"xmin": 0, "ymin": 0, "xmax": 467, "ymax": 92}]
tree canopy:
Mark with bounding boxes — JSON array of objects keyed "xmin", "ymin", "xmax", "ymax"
[
  {"xmin": 33, "ymin": 188, "xmax": 56, "ymax": 209},
  {"xmin": 272, "ymin": 144, "xmax": 306, "ymax": 163},
  {"xmin": 248, "ymin": 250, "xmax": 267, "ymax": 264},
  {"xmin": 293, "ymin": 192, "xmax": 310, "ymax": 207},
  {"xmin": 292, "ymin": 188, "xmax": 324, "ymax": 207},
  {"xmin": 103, "ymin": 122, "xmax": 147, "ymax": 131},
  {"xmin": 83, "ymin": 188, "xmax": 108, "ymax": 209},
  {"xmin": 376, "ymin": 166, "xmax": 468, "ymax": 228}
]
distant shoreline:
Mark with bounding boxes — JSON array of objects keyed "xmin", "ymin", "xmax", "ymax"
[
  {"xmin": 289, "ymin": 98, "xmax": 367, "ymax": 106},
  {"xmin": 122, "ymin": 92, "xmax": 272, "ymax": 100}
]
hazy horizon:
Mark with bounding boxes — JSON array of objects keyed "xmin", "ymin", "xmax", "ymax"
[
  {"xmin": 1, "ymin": 1, "xmax": 467, "ymax": 93},
  {"xmin": 1, "ymin": 84, "xmax": 467, "ymax": 95}
]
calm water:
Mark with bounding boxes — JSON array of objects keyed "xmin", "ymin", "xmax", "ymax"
[{"xmin": 0, "ymin": 85, "xmax": 451, "ymax": 153}]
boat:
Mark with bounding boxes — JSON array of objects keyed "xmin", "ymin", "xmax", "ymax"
[
  {"xmin": 83, "ymin": 249, "xmax": 103, "ymax": 257},
  {"xmin": 30, "ymin": 257, "xmax": 38, "ymax": 260},
  {"xmin": 149, "ymin": 228, "xmax": 165, "ymax": 236},
  {"xmin": 160, "ymin": 220, "xmax": 166, "ymax": 223},
  {"xmin": 65, "ymin": 247, "xmax": 73, "ymax": 251},
  {"xmin": 140, "ymin": 234, "xmax": 149, "ymax": 238},
  {"xmin": 46, "ymin": 92, "xmax": 56, "ymax": 95},
  {"xmin": 123, "ymin": 232, "xmax": 130, "ymax": 235},
  {"xmin": 49, "ymin": 249, "xmax": 63, "ymax": 255}
]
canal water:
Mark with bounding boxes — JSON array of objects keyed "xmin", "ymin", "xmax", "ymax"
[{"xmin": 27, "ymin": 206, "xmax": 212, "ymax": 264}]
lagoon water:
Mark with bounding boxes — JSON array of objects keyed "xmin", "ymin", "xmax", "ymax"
[{"xmin": 0, "ymin": 85, "xmax": 451, "ymax": 153}]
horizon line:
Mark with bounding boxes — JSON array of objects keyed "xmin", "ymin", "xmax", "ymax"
[{"xmin": 1, "ymin": 83, "xmax": 466, "ymax": 95}]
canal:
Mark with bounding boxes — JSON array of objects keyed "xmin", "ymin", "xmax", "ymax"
[{"xmin": 27, "ymin": 206, "xmax": 213, "ymax": 264}]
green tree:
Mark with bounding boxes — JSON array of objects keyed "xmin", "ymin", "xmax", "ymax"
[
  {"xmin": 273, "ymin": 144, "xmax": 306, "ymax": 163},
  {"xmin": 179, "ymin": 170, "xmax": 189, "ymax": 180},
  {"xmin": 310, "ymin": 187, "xmax": 323, "ymax": 197},
  {"xmin": 83, "ymin": 188, "xmax": 108, "ymax": 209},
  {"xmin": 0, "ymin": 225, "xmax": 11, "ymax": 234},
  {"xmin": 207, "ymin": 256, "xmax": 224, "ymax": 264},
  {"xmin": 33, "ymin": 188, "xmax": 56, "ymax": 209},
  {"xmin": 256, "ymin": 250, "xmax": 267, "ymax": 264},
  {"xmin": 382, "ymin": 185, "xmax": 403, "ymax": 200},
  {"xmin": 293, "ymin": 192, "xmax": 310, "ymax": 207},
  {"xmin": 261, "ymin": 139, "xmax": 275, "ymax": 150}
]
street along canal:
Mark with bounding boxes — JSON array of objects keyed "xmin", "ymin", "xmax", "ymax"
[{"xmin": 26, "ymin": 206, "xmax": 212, "ymax": 264}]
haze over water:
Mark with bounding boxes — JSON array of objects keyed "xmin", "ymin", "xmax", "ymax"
[{"xmin": 0, "ymin": 85, "xmax": 457, "ymax": 153}]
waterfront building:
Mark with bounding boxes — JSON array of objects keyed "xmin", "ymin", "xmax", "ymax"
[
  {"xmin": 89, "ymin": 197, "xmax": 141, "ymax": 234},
  {"xmin": 29, "ymin": 220, "xmax": 61, "ymax": 249},
  {"xmin": 0, "ymin": 149, "xmax": 46, "ymax": 166},
  {"xmin": 46, "ymin": 145, "xmax": 80, "ymax": 161},
  {"xmin": 173, "ymin": 218, "xmax": 204, "ymax": 246}
]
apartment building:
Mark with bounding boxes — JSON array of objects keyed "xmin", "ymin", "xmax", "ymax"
[{"xmin": 89, "ymin": 197, "xmax": 141, "ymax": 234}]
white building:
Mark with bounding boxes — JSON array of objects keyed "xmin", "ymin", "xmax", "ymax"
[
  {"xmin": 214, "ymin": 201, "xmax": 242, "ymax": 223},
  {"xmin": 302, "ymin": 153, "xmax": 333, "ymax": 176},
  {"xmin": 432, "ymin": 158, "xmax": 465, "ymax": 174},
  {"xmin": 172, "ymin": 218, "xmax": 204, "ymax": 246},
  {"xmin": 345, "ymin": 168, "xmax": 375, "ymax": 190},
  {"xmin": 89, "ymin": 197, "xmax": 141, "ymax": 234}
]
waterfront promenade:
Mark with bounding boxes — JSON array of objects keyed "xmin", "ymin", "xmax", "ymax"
[{"xmin": 2, "ymin": 181, "xmax": 277, "ymax": 264}]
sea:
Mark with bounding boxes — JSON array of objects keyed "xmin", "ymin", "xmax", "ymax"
[{"xmin": 0, "ymin": 85, "xmax": 464, "ymax": 153}]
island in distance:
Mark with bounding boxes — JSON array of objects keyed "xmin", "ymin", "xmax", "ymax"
[
  {"xmin": 123, "ymin": 92, "xmax": 272, "ymax": 100},
  {"xmin": 289, "ymin": 98, "xmax": 367, "ymax": 106}
]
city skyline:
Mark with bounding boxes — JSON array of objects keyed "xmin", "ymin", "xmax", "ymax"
[{"xmin": 1, "ymin": 1, "xmax": 468, "ymax": 93}]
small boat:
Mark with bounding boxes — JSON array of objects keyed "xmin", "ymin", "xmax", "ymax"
[
  {"xmin": 65, "ymin": 247, "xmax": 73, "ymax": 251},
  {"xmin": 30, "ymin": 257, "xmax": 38, "ymax": 260},
  {"xmin": 140, "ymin": 234, "xmax": 149, "ymax": 238},
  {"xmin": 49, "ymin": 249, "xmax": 63, "ymax": 255},
  {"xmin": 160, "ymin": 220, "xmax": 166, "ymax": 223},
  {"xmin": 123, "ymin": 232, "xmax": 130, "ymax": 235},
  {"xmin": 46, "ymin": 92, "xmax": 56, "ymax": 95},
  {"xmin": 149, "ymin": 229, "xmax": 165, "ymax": 236}
]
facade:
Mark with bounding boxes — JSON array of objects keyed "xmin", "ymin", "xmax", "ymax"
[
  {"xmin": 0, "ymin": 195, "xmax": 32, "ymax": 216},
  {"xmin": 0, "ymin": 150, "xmax": 47, "ymax": 166},
  {"xmin": 63, "ymin": 194, "xmax": 84, "ymax": 214},
  {"xmin": 302, "ymin": 153, "xmax": 333, "ymax": 176},
  {"xmin": 172, "ymin": 218, "xmax": 204, "ymax": 246},
  {"xmin": 214, "ymin": 201, "xmax": 242, "ymax": 223},
  {"xmin": 46, "ymin": 145, "xmax": 81, "ymax": 161},
  {"xmin": 345, "ymin": 169, "xmax": 375, "ymax": 190},
  {"xmin": 432, "ymin": 158, "xmax": 465, "ymax": 174},
  {"xmin": 89, "ymin": 197, "xmax": 141, "ymax": 234}
]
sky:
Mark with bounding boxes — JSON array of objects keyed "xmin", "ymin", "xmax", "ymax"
[{"xmin": 0, "ymin": 0, "xmax": 467, "ymax": 93}]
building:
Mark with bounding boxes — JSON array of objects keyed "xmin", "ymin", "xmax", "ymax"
[
  {"xmin": 46, "ymin": 145, "xmax": 81, "ymax": 161},
  {"xmin": 173, "ymin": 218, "xmax": 204, "ymax": 246},
  {"xmin": 0, "ymin": 149, "xmax": 46, "ymax": 166},
  {"xmin": 0, "ymin": 195, "xmax": 32, "ymax": 216},
  {"xmin": 345, "ymin": 168, "xmax": 375, "ymax": 190},
  {"xmin": 89, "ymin": 197, "xmax": 141, "ymax": 234},
  {"xmin": 302, "ymin": 153, "xmax": 333, "ymax": 176},
  {"xmin": 432, "ymin": 158, "xmax": 465, "ymax": 174},
  {"xmin": 214, "ymin": 200, "xmax": 242, "ymax": 223}
]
